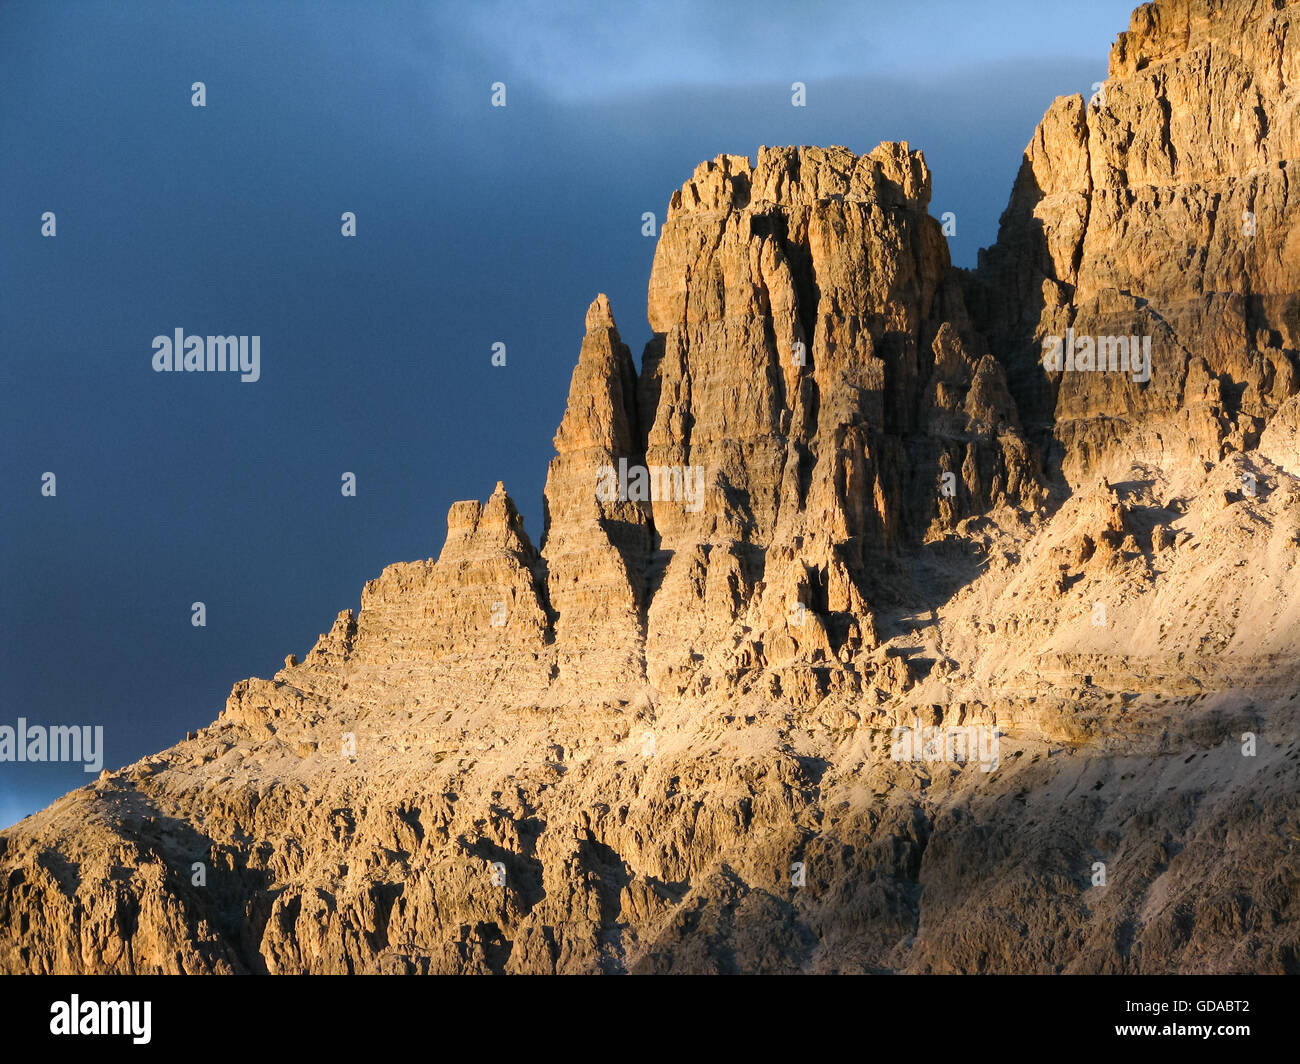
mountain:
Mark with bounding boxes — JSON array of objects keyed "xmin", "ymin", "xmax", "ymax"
[{"xmin": 3, "ymin": 0, "xmax": 1299, "ymax": 974}]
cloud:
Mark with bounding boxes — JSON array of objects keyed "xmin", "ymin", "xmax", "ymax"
[{"xmin": 431, "ymin": 0, "xmax": 1134, "ymax": 101}]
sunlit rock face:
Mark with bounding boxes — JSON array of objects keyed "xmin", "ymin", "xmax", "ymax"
[
  {"xmin": 3, "ymin": 0, "xmax": 1299, "ymax": 977},
  {"xmin": 967, "ymin": 0, "xmax": 1300, "ymax": 488}
]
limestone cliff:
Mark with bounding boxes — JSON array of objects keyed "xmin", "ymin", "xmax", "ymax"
[
  {"xmin": 637, "ymin": 144, "xmax": 1041, "ymax": 702},
  {"xmin": 968, "ymin": 0, "xmax": 1300, "ymax": 486},
  {"xmin": 2, "ymin": 0, "xmax": 1299, "ymax": 976}
]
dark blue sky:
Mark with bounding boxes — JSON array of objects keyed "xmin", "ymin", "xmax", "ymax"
[{"xmin": 0, "ymin": 0, "xmax": 1133, "ymax": 827}]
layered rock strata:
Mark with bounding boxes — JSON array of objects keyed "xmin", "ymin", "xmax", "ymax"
[
  {"xmin": 968, "ymin": 0, "xmax": 1300, "ymax": 486},
  {"xmin": 3, "ymin": 0, "xmax": 1299, "ymax": 976}
]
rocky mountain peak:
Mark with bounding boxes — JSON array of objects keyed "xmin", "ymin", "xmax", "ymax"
[{"xmin": 4, "ymin": 0, "xmax": 1299, "ymax": 977}]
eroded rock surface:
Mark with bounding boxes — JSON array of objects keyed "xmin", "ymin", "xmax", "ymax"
[
  {"xmin": 3, "ymin": 0, "xmax": 1299, "ymax": 975},
  {"xmin": 968, "ymin": 0, "xmax": 1300, "ymax": 486}
]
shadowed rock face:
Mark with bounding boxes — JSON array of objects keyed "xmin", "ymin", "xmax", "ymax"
[{"xmin": 3, "ymin": 0, "xmax": 1300, "ymax": 976}]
